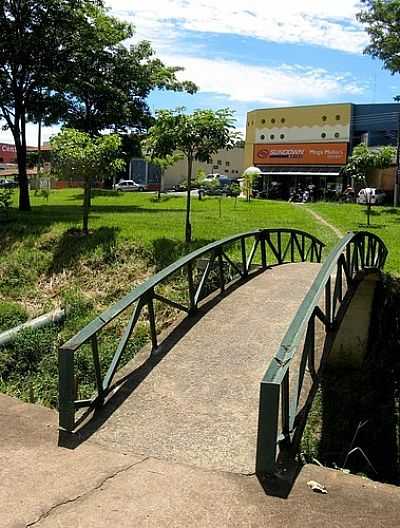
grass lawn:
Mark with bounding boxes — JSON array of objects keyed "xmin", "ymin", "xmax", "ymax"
[{"xmin": 308, "ymin": 202, "xmax": 400, "ymax": 275}]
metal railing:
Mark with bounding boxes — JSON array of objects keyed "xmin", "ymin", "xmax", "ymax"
[
  {"xmin": 59, "ymin": 228, "xmax": 324, "ymax": 431},
  {"xmin": 256, "ymin": 231, "xmax": 388, "ymax": 474}
]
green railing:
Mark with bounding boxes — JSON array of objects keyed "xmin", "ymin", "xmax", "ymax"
[
  {"xmin": 59, "ymin": 228, "xmax": 324, "ymax": 432},
  {"xmin": 256, "ymin": 231, "xmax": 388, "ymax": 474}
]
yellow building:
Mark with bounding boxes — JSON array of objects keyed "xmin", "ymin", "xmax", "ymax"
[
  {"xmin": 163, "ymin": 147, "xmax": 244, "ymax": 189},
  {"xmin": 245, "ymin": 103, "xmax": 352, "ymax": 193}
]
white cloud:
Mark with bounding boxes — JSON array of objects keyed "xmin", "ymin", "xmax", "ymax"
[
  {"xmin": 0, "ymin": 124, "xmax": 59, "ymax": 147},
  {"xmin": 159, "ymin": 54, "xmax": 364, "ymax": 105},
  {"xmin": 108, "ymin": 0, "xmax": 367, "ymax": 54}
]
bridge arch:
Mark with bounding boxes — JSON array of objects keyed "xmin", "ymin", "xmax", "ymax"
[
  {"xmin": 59, "ymin": 228, "xmax": 324, "ymax": 432},
  {"xmin": 256, "ymin": 231, "xmax": 388, "ymax": 475}
]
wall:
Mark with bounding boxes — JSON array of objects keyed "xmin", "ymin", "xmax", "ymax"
[
  {"xmin": 163, "ymin": 147, "xmax": 244, "ymax": 188},
  {"xmin": 245, "ymin": 103, "xmax": 352, "ymax": 168}
]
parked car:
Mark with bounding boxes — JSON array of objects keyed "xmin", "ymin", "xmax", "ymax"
[
  {"xmin": 114, "ymin": 179, "xmax": 144, "ymax": 192},
  {"xmin": 357, "ymin": 188, "xmax": 386, "ymax": 205},
  {"xmin": 199, "ymin": 176, "xmax": 236, "ymax": 196},
  {"xmin": 0, "ymin": 178, "xmax": 18, "ymax": 189}
]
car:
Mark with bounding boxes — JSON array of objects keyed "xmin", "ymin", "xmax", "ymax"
[
  {"xmin": 357, "ymin": 187, "xmax": 386, "ymax": 205},
  {"xmin": 114, "ymin": 179, "xmax": 144, "ymax": 192},
  {"xmin": 0, "ymin": 178, "xmax": 18, "ymax": 189}
]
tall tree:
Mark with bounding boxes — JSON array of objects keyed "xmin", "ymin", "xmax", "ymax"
[
  {"xmin": 0, "ymin": 1, "xmax": 196, "ymax": 211},
  {"xmin": 142, "ymin": 108, "xmax": 239, "ymax": 242},
  {"xmin": 358, "ymin": 1, "xmax": 400, "ymax": 74},
  {"xmin": 0, "ymin": 0, "xmax": 96, "ymax": 211},
  {"xmin": 51, "ymin": 129, "xmax": 124, "ymax": 234}
]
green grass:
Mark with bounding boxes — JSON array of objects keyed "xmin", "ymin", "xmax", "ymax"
[
  {"xmin": 308, "ymin": 202, "xmax": 400, "ymax": 274},
  {"xmin": 0, "ymin": 189, "xmax": 338, "ymax": 407}
]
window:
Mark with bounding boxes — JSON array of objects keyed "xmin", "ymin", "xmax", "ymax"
[
  {"xmin": 322, "ymin": 115, "xmax": 327, "ymax": 121},
  {"xmin": 261, "ymin": 119, "xmax": 266, "ymax": 124},
  {"xmin": 225, "ymin": 161, "xmax": 230, "ymax": 166},
  {"xmin": 225, "ymin": 169, "xmax": 229, "ymax": 173},
  {"xmin": 280, "ymin": 134, "xmax": 285, "ymax": 139},
  {"xmin": 281, "ymin": 118, "xmax": 286, "ymax": 123},
  {"xmin": 247, "ymin": 122, "xmax": 250, "ymax": 126},
  {"xmin": 213, "ymin": 165, "xmax": 218, "ymax": 170},
  {"xmin": 321, "ymin": 132, "xmax": 327, "ymax": 138},
  {"xmin": 271, "ymin": 118, "xmax": 276, "ymax": 124},
  {"xmin": 260, "ymin": 134, "xmax": 265, "ymax": 140},
  {"xmin": 336, "ymin": 114, "xmax": 341, "ymax": 121},
  {"xmin": 334, "ymin": 132, "xmax": 340, "ymax": 138},
  {"xmin": 217, "ymin": 160, "xmax": 222, "ymax": 165},
  {"xmin": 270, "ymin": 134, "xmax": 275, "ymax": 140}
]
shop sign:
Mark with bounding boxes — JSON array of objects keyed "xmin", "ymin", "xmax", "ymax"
[{"xmin": 254, "ymin": 143, "xmax": 348, "ymax": 165}]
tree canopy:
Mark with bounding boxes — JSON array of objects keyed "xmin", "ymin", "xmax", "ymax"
[
  {"xmin": 358, "ymin": 0, "xmax": 400, "ymax": 74},
  {"xmin": 51, "ymin": 128, "xmax": 124, "ymax": 233},
  {"xmin": 343, "ymin": 143, "xmax": 395, "ymax": 186},
  {"xmin": 142, "ymin": 108, "xmax": 239, "ymax": 242},
  {"xmin": 0, "ymin": 0, "xmax": 196, "ymax": 211}
]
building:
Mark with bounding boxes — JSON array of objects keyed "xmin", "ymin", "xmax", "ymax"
[
  {"xmin": 245, "ymin": 103, "xmax": 399, "ymax": 193},
  {"xmin": 162, "ymin": 147, "xmax": 244, "ymax": 189}
]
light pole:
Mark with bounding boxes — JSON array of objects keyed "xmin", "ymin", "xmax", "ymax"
[{"xmin": 393, "ymin": 97, "xmax": 400, "ymax": 207}]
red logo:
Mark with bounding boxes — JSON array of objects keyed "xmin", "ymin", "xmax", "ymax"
[{"xmin": 257, "ymin": 149, "xmax": 270, "ymax": 159}]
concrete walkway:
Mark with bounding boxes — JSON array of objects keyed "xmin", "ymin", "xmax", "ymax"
[
  {"xmin": 2, "ymin": 262, "xmax": 400, "ymax": 526},
  {"xmin": 2, "ymin": 395, "xmax": 400, "ymax": 528},
  {"xmin": 84, "ymin": 263, "xmax": 321, "ymax": 474}
]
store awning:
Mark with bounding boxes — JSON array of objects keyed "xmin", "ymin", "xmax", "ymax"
[{"xmin": 255, "ymin": 166, "xmax": 343, "ymax": 177}]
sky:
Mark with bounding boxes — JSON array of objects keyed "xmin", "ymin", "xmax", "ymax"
[{"xmin": 1, "ymin": 0, "xmax": 399, "ymax": 145}]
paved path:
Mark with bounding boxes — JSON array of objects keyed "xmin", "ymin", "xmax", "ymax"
[
  {"xmin": 2, "ymin": 262, "xmax": 400, "ymax": 527},
  {"xmin": 2, "ymin": 395, "xmax": 400, "ymax": 528},
  {"xmin": 86, "ymin": 263, "xmax": 321, "ymax": 474}
]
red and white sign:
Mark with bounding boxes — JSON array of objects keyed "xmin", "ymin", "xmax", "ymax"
[
  {"xmin": 254, "ymin": 142, "xmax": 348, "ymax": 165},
  {"xmin": 0, "ymin": 143, "xmax": 17, "ymax": 163}
]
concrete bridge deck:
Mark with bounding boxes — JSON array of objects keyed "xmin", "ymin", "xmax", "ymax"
[
  {"xmin": 2, "ymin": 261, "xmax": 400, "ymax": 527},
  {"xmin": 85, "ymin": 262, "xmax": 321, "ymax": 474}
]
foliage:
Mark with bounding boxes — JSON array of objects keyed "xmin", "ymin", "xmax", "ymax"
[
  {"xmin": 0, "ymin": 302, "xmax": 28, "ymax": 332},
  {"xmin": 358, "ymin": 1, "xmax": 400, "ymax": 75},
  {"xmin": 142, "ymin": 107, "xmax": 239, "ymax": 242},
  {"xmin": 0, "ymin": 188, "xmax": 13, "ymax": 211},
  {"xmin": 242, "ymin": 170, "xmax": 257, "ymax": 202},
  {"xmin": 51, "ymin": 129, "xmax": 125, "ymax": 233},
  {"xmin": 0, "ymin": 1, "xmax": 197, "ymax": 212},
  {"xmin": 343, "ymin": 144, "xmax": 395, "ymax": 187}
]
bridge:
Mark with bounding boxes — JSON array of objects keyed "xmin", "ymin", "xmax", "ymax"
[{"xmin": 58, "ymin": 228, "xmax": 387, "ymax": 477}]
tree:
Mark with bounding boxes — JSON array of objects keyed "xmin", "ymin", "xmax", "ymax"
[
  {"xmin": 0, "ymin": 0, "xmax": 91, "ymax": 211},
  {"xmin": 0, "ymin": 1, "xmax": 197, "ymax": 212},
  {"xmin": 142, "ymin": 108, "xmax": 239, "ymax": 242},
  {"xmin": 51, "ymin": 129, "xmax": 124, "ymax": 234},
  {"xmin": 358, "ymin": 1, "xmax": 400, "ymax": 74},
  {"xmin": 343, "ymin": 144, "xmax": 395, "ymax": 189}
]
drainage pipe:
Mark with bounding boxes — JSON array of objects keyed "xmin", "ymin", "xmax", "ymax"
[{"xmin": 0, "ymin": 308, "xmax": 65, "ymax": 347}]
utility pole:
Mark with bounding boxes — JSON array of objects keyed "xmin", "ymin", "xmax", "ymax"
[{"xmin": 393, "ymin": 97, "xmax": 400, "ymax": 207}]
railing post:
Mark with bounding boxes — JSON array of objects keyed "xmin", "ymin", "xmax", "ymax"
[
  {"xmin": 91, "ymin": 334, "xmax": 104, "ymax": 405},
  {"xmin": 256, "ymin": 381, "xmax": 280, "ymax": 475},
  {"xmin": 241, "ymin": 237, "xmax": 248, "ymax": 277},
  {"xmin": 260, "ymin": 230, "xmax": 267, "ymax": 269},
  {"xmin": 281, "ymin": 370, "xmax": 290, "ymax": 438},
  {"xmin": 218, "ymin": 248, "xmax": 225, "ymax": 292},
  {"xmin": 325, "ymin": 277, "xmax": 332, "ymax": 326},
  {"xmin": 58, "ymin": 348, "xmax": 75, "ymax": 432},
  {"xmin": 147, "ymin": 293, "xmax": 158, "ymax": 352},
  {"xmin": 187, "ymin": 261, "xmax": 196, "ymax": 313}
]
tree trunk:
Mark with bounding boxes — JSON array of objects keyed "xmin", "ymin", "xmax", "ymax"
[
  {"xmin": 185, "ymin": 156, "xmax": 193, "ymax": 243},
  {"xmin": 82, "ymin": 178, "xmax": 91, "ymax": 234},
  {"xmin": 16, "ymin": 141, "xmax": 30, "ymax": 211}
]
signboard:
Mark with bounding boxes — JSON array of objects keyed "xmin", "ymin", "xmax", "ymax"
[{"xmin": 253, "ymin": 143, "xmax": 348, "ymax": 165}]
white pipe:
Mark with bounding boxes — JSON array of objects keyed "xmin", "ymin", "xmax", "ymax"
[{"xmin": 0, "ymin": 308, "xmax": 65, "ymax": 347}]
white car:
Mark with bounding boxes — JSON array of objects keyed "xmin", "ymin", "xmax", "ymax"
[
  {"xmin": 357, "ymin": 188, "xmax": 386, "ymax": 205},
  {"xmin": 114, "ymin": 179, "xmax": 144, "ymax": 192}
]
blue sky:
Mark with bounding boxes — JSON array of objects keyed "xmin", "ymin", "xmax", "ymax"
[{"xmin": 1, "ymin": 0, "xmax": 399, "ymax": 144}]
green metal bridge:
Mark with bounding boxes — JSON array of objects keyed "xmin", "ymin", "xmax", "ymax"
[{"xmin": 59, "ymin": 228, "xmax": 387, "ymax": 475}]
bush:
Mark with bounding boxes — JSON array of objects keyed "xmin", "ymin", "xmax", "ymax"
[
  {"xmin": 0, "ymin": 302, "xmax": 28, "ymax": 332},
  {"xmin": 0, "ymin": 188, "xmax": 13, "ymax": 211}
]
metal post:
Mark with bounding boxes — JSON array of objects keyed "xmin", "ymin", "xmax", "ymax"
[
  {"xmin": 256, "ymin": 381, "xmax": 280, "ymax": 474},
  {"xmin": 394, "ymin": 110, "xmax": 400, "ymax": 208},
  {"xmin": 58, "ymin": 348, "xmax": 75, "ymax": 432}
]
